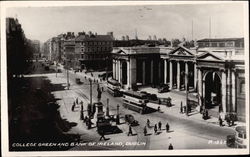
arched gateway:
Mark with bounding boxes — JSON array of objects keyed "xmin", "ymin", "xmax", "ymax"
[{"xmin": 203, "ymin": 71, "xmax": 222, "ymax": 115}]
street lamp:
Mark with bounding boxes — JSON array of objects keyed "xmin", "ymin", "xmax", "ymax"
[
  {"xmin": 106, "ymin": 98, "xmax": 110, "ymax": 117},
  {"xmin": 116, "ymin": 104, "xmax": 120, "ymax": 124}
]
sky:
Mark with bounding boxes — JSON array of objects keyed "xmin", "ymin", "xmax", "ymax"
[{"xmin": 6, "ymin": 2, "xmax": 246, "ymax": 43}]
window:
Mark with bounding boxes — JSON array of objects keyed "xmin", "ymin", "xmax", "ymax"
[
  {"xmin": 205, "ymin": 42, "xmax": 209, "ymax": 47},
  {"xmin": 211, "ymin": 42, "xmax": 217, "ymax": 47},
  {"xmin": 219, "ymin": 42, "xmax": 225, "ymax": 47},
  {"xmin": 240, "ymin": 81, "xmax": 245, "ymax": 94}
]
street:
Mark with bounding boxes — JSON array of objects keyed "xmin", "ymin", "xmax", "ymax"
[{"xmin": 23, "ymin": 60, "xmax": 236, "ymax": 150}]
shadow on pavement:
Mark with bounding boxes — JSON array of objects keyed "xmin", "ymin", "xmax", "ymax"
[{"xmin": 8, "ymin": 76, "xmax": 81, "ymax": 151}]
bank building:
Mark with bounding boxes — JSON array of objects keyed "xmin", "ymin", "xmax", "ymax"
[{"xmin": 112, "ymin": 38, "xmax": 245, "ymax": 122}]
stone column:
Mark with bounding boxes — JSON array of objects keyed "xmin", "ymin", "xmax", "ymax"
[
  {"xmin": 177, "ymin": 61, "xmax": 180, "ymax": 90},
  {"xmin": 150, "ymin": 60, "xmax": 154, "ymax": 84},
  {"xmin": 117, "ymin": 60, "xmax": 120, "ymax": 83},
  {"xmin": 185, "ymin": 61, "xmax": 189, "ymax": 89},
  {"xmin": 113, "ymin": 60, "xmax": 116, "ymax": 79},
  {"xmin": 198, "ymin": 68, "xmax": 202, "ymax": 106},
  {"xmin": 127, "ymin": 60, "xmax": 130, "ymax": 88},
  {"xmin": 231, "ymin": 70, "xmax": 236, "ymax": 112},
  {"xmin": 221, "ymin": 70, "xmax": 227, "ymax": 113},
  {"xmin": 169, "ymin": 60, "xmax": 173, "ymax": 89},
  {"xmin": 142, "ymin": 60, "xmax": 146, "ymax": 85},
  {"xmin": 227, "ymin": 69, "xmax": 231, "ymax": 112},
  {"xmin": 119, "ymin": 61, "xmax": 123, "ymax": 84},
  {"xmin": 194, "ymin": 62, "xmax": 197, "ymax": 90},
  {"xmin": 164, "ymin": 59, "xmax": 168, "ymax": 84}
]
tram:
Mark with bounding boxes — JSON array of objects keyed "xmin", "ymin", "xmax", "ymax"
[
  {"xmin": 122, "ymin": 90, "xmax": 149, "ymax": 114},
  {"xmin": 107, "ymin": 79, "xmax": 122, "ymax": 97}
]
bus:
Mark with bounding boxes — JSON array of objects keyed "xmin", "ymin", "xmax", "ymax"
[
  {"xmin": 107, "ymin": 79, "xmax": 122, "ymax": 97},
  {"xmin": 234, "ymin": 126, "xmax": 247, "ymax": 148},
  {"xmin": 122, "ymin": 90, "xmax": 149, "ymax": 114}
]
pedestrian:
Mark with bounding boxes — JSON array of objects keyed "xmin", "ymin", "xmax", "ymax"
[
  {"xmin": 101, "ymin": 87, "xmax": 104, "ymax": 92},
  {"xmin": 147, "ymin": 119, "xmax": 150, "ymax": 127},
  {"xmin": 80, "ymin": 111, "xmax": 84, "ymax": 120},
  {"xmin": 76, "ymin": 97, "xmax": 78, "ymax": 104},
  {"xmin": 158, "ymin": 106, "xmax": 161, "ymax": 112},
  {"xmin": 180, "ymin": 101, "xmax": 183, "ymax": 113},
  {"xmin": 99, "ymin": 130, "xmax": 106, "ymax": 141},
  {"xmin": 154, "ymin": 124, "xmax": 157, "ymax": 134},
  {"xmin": 166, "ymin": 123, "xmax": 170, "ymax": 132},
  {"xmin": 219, "ymin": 115, "xmax": 223, "ymax": 127},
  {"xmin": 143, "ymin": 126, "xmax": 147, "ymax": 136},
  {"xmin": 71, "ymin": 102, "xmax": 75, "ymax": 111},
  {"xmin": 128, "ymin": 125, "xmax": 133, "ymax": 136},
  {"xmin": 80, "ymin": 104, "xmax": 83, "ymax": 112},
  {"xmin": 158, "ymin": 121, "xmax": 162, "ymax": 130},
  {"xmin": 168, "ymin": 143, "xmax": 173, "ymax": 150}
]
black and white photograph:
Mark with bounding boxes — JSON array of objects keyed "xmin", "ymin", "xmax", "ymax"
[{"xmin": 1, "ymin": 1, "xmax": 249, "ymax": 156}]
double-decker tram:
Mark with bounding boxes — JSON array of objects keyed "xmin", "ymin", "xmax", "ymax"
[
  {"xmin": 107, "ymin": 79, "xmax": 122, "ymax": 97},
  {"xmin": 122, "ymin": 90, "xmax": 149, "ymax": 114}
]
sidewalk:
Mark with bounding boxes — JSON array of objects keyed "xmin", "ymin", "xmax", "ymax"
[{"xmin": 140, "ymin": 86, "xmax": 245, "ymax": 130}]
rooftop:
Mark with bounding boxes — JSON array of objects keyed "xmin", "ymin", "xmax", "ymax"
[
  {"xmin": 75, "ymin": 34, "xmax": 113, "ymax": 41},
  {"xmin": 197, "ymin": 38, "xmax": 244, "ymax": 42}
]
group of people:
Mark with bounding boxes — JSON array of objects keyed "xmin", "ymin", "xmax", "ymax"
[{"xmin": 144, "ymin": 119, "xmax": 170, "ymax": 136}]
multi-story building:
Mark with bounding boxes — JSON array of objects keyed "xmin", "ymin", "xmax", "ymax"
[
  {"xmin": 75, "ymin": 31, "xmax": 114, "ymax": 70},
  {"xmin": 112, "ymin": 37, "xmax": 246, "ymax": 122},
  {"xmin": 32, "ymin": 40, "xmax": 40, "ymax": 60}
]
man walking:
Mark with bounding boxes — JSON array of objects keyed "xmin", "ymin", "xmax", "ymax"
[
  {"xmin": 147, "ymin": 119, "xmax": 150, "ymax": 127},
  {"xmin": 166, "ymin": 123, "xmax": 170, "ymax": 132},
  {"xmin": 128, "ymin": 125, "xmax": 133, "ymax": 136},
  {"xmin": 71, "ymin": 102, "xmax": 76, "ymax": 111},
  {"xmin": 154, "ymin": 124, "xmax": 158, "ymax": 134},
  {"xmin": 144, "ymin": 126, "xmax": 147, "ymax": 136},
  {"xmin": 99, "ymin": 130, "xmax": 106, "ymax": 141},
  {"xmin": 158, "ymin": 121, "xmax": 162, "ymax": 130}
]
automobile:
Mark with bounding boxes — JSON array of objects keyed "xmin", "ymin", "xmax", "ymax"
[
  {"xmin": 140, "ymin": 91, "xmax": 160, "ymax": 104},
  {"xmin": 124, "ymin": 114, "xmax": 139, "ymax": 126},
  {"xmin": 158, "ymin": 84, "xmax": 169, "ymax": 93}
]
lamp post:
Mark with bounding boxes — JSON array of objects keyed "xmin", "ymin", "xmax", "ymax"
[
  {"xmin": 116, "ymin": 104, "xmax": 120, "ymax": 124},
  {"xmin": 106, "ymin": 98, "xmax": 110, "ymax": 117}
]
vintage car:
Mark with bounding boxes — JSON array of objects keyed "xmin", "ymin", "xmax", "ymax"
[
  {"xmin": 158, "ymin": 84, "xmax": 170, "ymax": 93},
  {"xmin": 124, "ymin": 114, "xmax": 139, "ymax": 126}
]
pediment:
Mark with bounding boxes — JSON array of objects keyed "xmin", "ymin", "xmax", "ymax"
[
  {"xmin": 170, "ymin": 46, "xmax": 194, "ymax": 56},
  {"xmin": 197, "ymin": 52, "xmax": 223, "ymax": 61}
]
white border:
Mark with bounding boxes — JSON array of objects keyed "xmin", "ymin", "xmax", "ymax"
[{"xmin": 1, "ymin": 1, "xmax": 249, "ymax": 156}]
